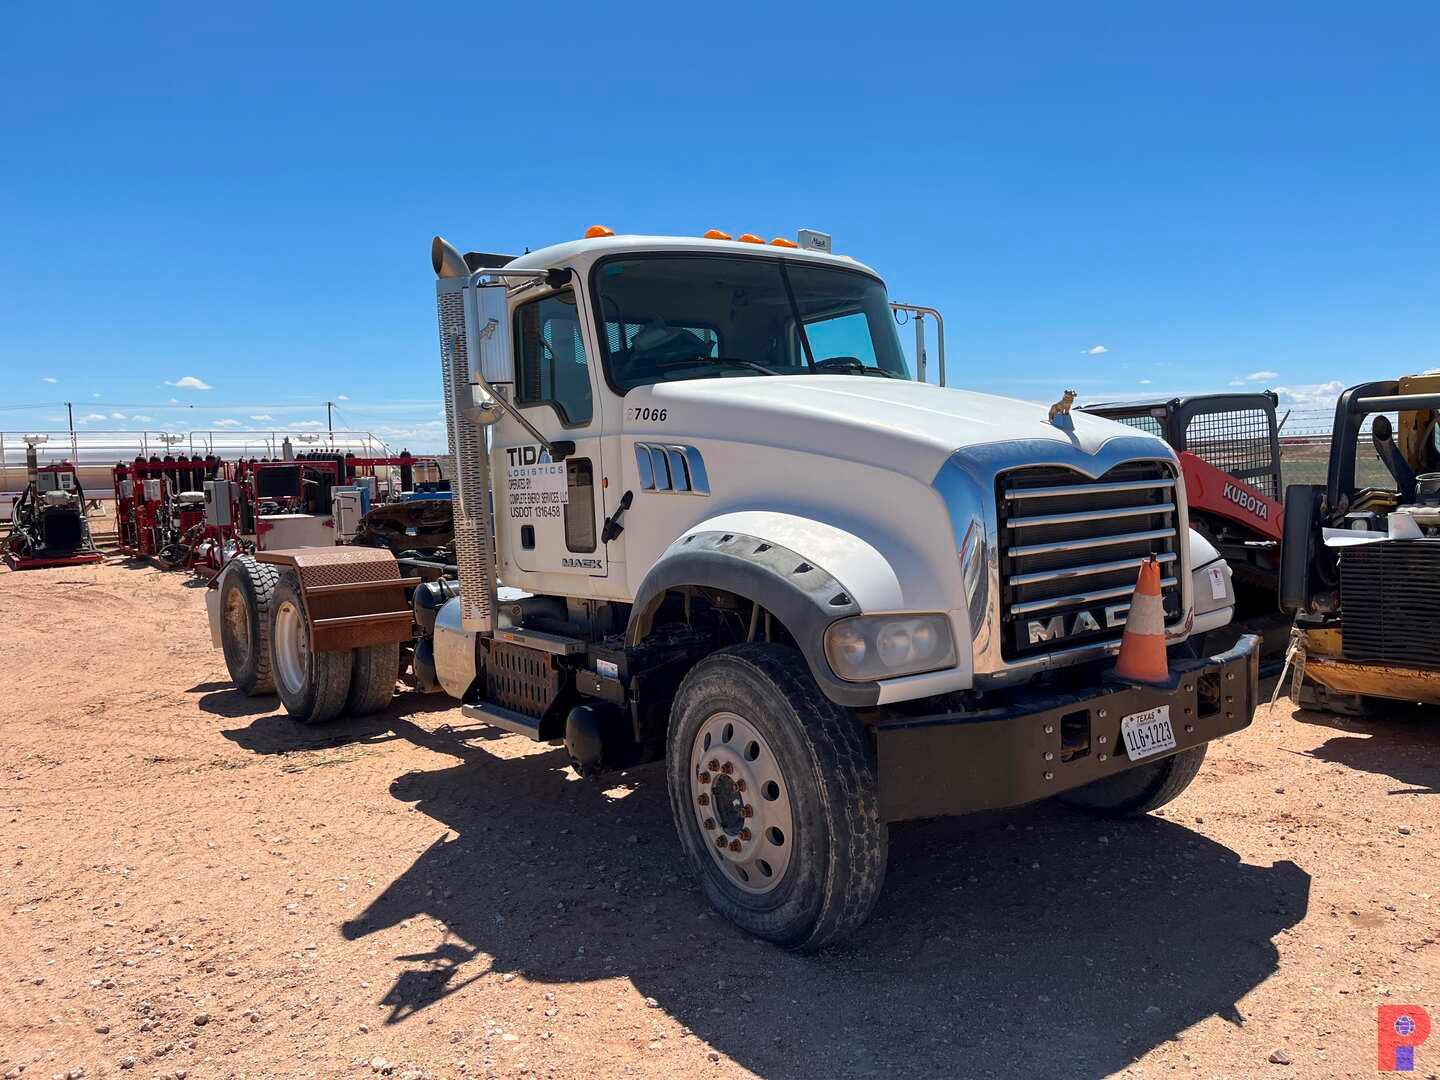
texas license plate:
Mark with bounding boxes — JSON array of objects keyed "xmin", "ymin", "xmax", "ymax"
[{"xmin": 1120, "ymin": 705, "xmax": 1177, "ymax": 762}]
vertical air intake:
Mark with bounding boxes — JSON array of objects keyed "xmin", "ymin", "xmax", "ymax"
[{"xmin": 436, "ymin": 272, "xmax": 498, "ymax": 633}]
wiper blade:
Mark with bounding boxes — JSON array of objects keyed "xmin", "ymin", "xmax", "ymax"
[
  {"xmin": 813, "ymin": 357, "xmax": 905, "ymax": 379},
  {"xmin": 657, "ymin": 356, "xmax": 777, "ymax": 376}
]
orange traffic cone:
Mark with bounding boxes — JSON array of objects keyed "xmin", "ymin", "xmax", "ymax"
[{"xmin": 1114, "ymin": 556, "xmax": 1169, "ymax": 684}]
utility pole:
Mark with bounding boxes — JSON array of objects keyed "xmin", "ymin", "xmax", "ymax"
[
  {"xmin": 66, "ymin": 401, "xmax": 76, "ymax": 461},
  {"xmin": 326, "ymin": 401, "xmax": 334, "ymax": 442}
]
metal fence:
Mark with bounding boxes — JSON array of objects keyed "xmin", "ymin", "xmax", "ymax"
[{"xmin": 1, "ymin": 429, "xmax": 393, "ymax": 501}]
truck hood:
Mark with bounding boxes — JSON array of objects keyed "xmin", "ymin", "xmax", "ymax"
[{"xmin": 632, "ymin": 375, "xmax": 1159, "ymax": 481}]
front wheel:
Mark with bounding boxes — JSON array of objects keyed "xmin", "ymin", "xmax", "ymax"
[
  {"xmin": 1056, "ymin": 744, "xmax": 1209, "ymax": 817},
  {"xmin": 666, "ymin": 644, "xmax": 888, "ymax": 951}
]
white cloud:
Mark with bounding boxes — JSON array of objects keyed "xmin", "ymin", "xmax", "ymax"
[
  {"xmin": 250, "ymin": 414, "xmax": 274, "ymax": 421},
  {"xmin": 168, "ymin": 398, "xmax": 182, "ymax": 405},
  {"xmin": 1138, "ymin": 379, "xmax": 1152, "ymax": 385},
  {"xmin": 1246, "ymin": 370, "xmax": 1279, "ymax": 381},
  {"xmin": 78, "ymin": 412, "xmax": 107, "ymax": 423},
  {"xmin": 337, "ymin": 394, "xmax": 350, "ymax": 401},
  {"xmin": 1274, "ymin": 380, "xmax": 1345, "ymax": 408},
  {"xmin": 46, "ymin": 415, "xmax": 64, "ymax": 423},
  {"xmin": 132, "ymin": 415, "xmax": 153, "ymax": 422},
  {"xmin": 110, "ymin": 412, "xmax": 127, "ymax": 420},
  {"xmin": 291, "ymin": 420, "xmax": 326, "ymax": 429},
  {"xmin": 1086, "ymin": 345, "xmax": 1108, "ymax": 355},
  {"xmin": 92, "ymin": 392, "xmax": 101, "ymax": 397},
  {"xmin": 164, "ymin": 375, "xmax": 213, "ymax": 390},
  {"xmin": 41, "ymin": 376, "xmax": 57, "ymax": 384},
  {"xmin": 213, "ymin": 418, "xmax": 242, "ymax": 428}
]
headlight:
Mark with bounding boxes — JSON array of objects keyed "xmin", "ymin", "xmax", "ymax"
[{"xmin": 823, "ymin": 614, "xmax": 956, "ymax": 682}]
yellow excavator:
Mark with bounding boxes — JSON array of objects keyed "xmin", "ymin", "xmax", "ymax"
[{"xmin": 1280, "ymin": 373, "xmax": 1440, "ymax": 714}]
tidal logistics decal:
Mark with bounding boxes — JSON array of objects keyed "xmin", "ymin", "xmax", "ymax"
[{"xmin": 505, "ymin": 450, "xmax": 568, "ymax": 523}]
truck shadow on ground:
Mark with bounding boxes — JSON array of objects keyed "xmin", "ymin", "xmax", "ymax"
[
  {"xmin": 298, "ymin": 705, "xmax": 1313, "ymax": 1080},
  {"xmin": 1297, "ymin": 709, "xmax": 1440, "ymax": 796}
]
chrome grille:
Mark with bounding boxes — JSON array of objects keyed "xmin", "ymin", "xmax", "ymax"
[{"xmin": 997, "ymin": 461, "xmax": 1183, "ymax": 661}]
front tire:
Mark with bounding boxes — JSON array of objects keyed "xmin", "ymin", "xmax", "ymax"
[
  {"xmin": 1057, "ymin": 744, "xmax": 1208, "ymax": 817},
  {"xmin": 666, "ymin": 644, "xmax": 888, "ymax": 951},
  {"xmin": 269, "ymin": 571, "xmax": 352, "ymax": 725}
]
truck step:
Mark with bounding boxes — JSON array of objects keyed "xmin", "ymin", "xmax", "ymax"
[
  {"xmin": 492, "ymin": 626, "xmax": 586, "ymax": 655},
  {"xmin": 460, "ymin": 702, "xmax": 544, "ymax": 740}
]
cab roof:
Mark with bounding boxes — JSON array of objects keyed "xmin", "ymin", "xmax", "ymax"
[{"xmin": 503, "ymin": 233, "xmax": 882, "ymax": 281}]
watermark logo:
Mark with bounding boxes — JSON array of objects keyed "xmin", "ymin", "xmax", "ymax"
[{"xmin": 1378, "ymin": 1005, "xmax": 1431, "ymax": 1072}]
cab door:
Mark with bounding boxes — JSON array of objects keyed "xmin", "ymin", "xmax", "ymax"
[{"xmin": 493, "ymin": 283, "xmax": 609, "ymax": 579}]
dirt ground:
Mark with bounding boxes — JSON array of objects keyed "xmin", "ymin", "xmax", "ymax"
[{"xmin": 1, "ymin": 557, "xmax": 1436, "ymax": 1080}]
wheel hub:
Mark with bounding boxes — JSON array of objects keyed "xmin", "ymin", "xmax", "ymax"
[
  {"xmin": 272, "ymin": 599, "xmax": 309, "ymax": 697},
  {"xmin": 711, "ymin": 773, "xmax": 746, "ymax": 835},
  {"xmin": 688, "ymin": 711, "xmax": 793, "ymax": 895}
]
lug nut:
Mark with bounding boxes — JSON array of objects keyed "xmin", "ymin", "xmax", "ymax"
[
  {"xmin": 716, "ymin": 836, "xmax": 728, "ymax": 849},
  {"xmin": 1044, "ymin": 751, "xmax": 1054, "ymax": 762},
  {"xmin": 708, "ymin": 759, "xmax": 720, "ymax": 772},
  {"xmin": 1043, "ymin": 771, "xmax": 1055, "ymax": 781},
  {"xmin": 734, "ymin": 779, "xmax": 746, "ymax": 792},
  {"xmin": 729, "ymin": 839, "xmax": 742, "ymax": 852},
  {"xmin": 1226, "ymin": 672, "xmax": 1234, "ymax": 681},
  {"xmin": 703, "ymin": 817, "xmax": 716, "ymax": 830},
  {"xmin": 720, "ymin": 762, "xmax": 734, "ymax": 775},
  {"xmin": 1184, "ymin": 724, "xmax": 1195, "ymax": 734},
  {"xmin": 698, "ymin": 771, "xmax": 711, "ymax": 785},
  {"xmin": 739, "ymin": 829, "xmax": 752, "ymax": 842},
  {"xmin": 1098, "ymin": 753, "xmax": 1108, "ymax": 762},
  {"xmin": 742, "ymin": 805, "xmax": 753, "ymax": 817},
  {"xmin": 1043, "ymin": 724, "xmax": 1055, "ymax": 735},
  {"xmin": 1097, "ymin": 709, "xmax": 1107, "ymax": 719},
  {"xmin": 1097, "ymin": 735, "xmax": 1107, "ymax": 745},
  {"xmin": 698, "ymin": 793, "xmax": 710, "ymax": 806}
]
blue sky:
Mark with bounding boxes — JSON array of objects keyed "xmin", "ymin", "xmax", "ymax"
[{"xmin": 3, "ymin": 2, "xmax": 1438, "ymax": 450}]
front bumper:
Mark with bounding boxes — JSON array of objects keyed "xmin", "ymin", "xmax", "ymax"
[{"xmin": 873, "ymin": 634, "xmax": 1260, "ymax": 822}]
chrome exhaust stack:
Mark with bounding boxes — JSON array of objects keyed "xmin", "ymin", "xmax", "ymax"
[{"xmin": 434, "ymin": 236, "xmax": 499, "ymax": 634}]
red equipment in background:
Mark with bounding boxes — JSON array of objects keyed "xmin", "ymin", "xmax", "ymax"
[
  {"xmin": 4, "ymin": 459, "xmax": 103, "ymax": 570},
  {"xmin": 110, "ymin": 447, "xmax": 438, "ymax": 573},
  {"xmin": 112, "ymin": 453, "xmax": 234, "ymax": 572},
  {"xmin": 1176, "ymin": 451, "xmax": 1283, "ymax": 544}
]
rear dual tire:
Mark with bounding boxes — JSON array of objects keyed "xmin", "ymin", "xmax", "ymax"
[
  {"xmin": 219, "ymin": 556, "xmax": 279, "ymax": 696},
  {"xmin": 270, "ymin": 572, "xmax": 353, "ymax": 725}
]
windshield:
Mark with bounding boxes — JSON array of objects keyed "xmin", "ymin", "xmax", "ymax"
[{"xmin": 592, "ymin": 254, "xmax": 911, "ymax": 392}]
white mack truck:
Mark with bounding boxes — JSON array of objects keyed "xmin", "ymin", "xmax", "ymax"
[{"xmin": 210, "ymin": 226, "xmax": 1258, "ymax": 949}]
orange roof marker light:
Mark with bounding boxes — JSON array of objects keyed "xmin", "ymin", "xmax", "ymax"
[
  {"xmin": 584, "ymin": 224, "xmax": 615, "ymax": 238},
  {"xmin": 703, "ymin": 228, "xmax": 732, "ymax": 240},
  {"xmin": 769, "ymin": 237, "xmax": 799, "ymax": 248},
  {"xmin": 737, "ymin": 233, "xmax": 765, "ymax": 244}
]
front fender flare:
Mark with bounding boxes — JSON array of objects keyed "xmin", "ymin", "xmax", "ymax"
[{"xmin": 625, "ymin": 529, "xmax": 880, "ymax": 708}]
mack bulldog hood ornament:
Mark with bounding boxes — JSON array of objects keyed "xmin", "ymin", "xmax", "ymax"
[{"xmin": 1048, "ymin": 389, "xmax": 1077, "ymax": 423}]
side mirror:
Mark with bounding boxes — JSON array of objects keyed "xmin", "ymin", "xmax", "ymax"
[{"xmin": 464, "ymin": 282, "xmax": 515, "ymax": 386}]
